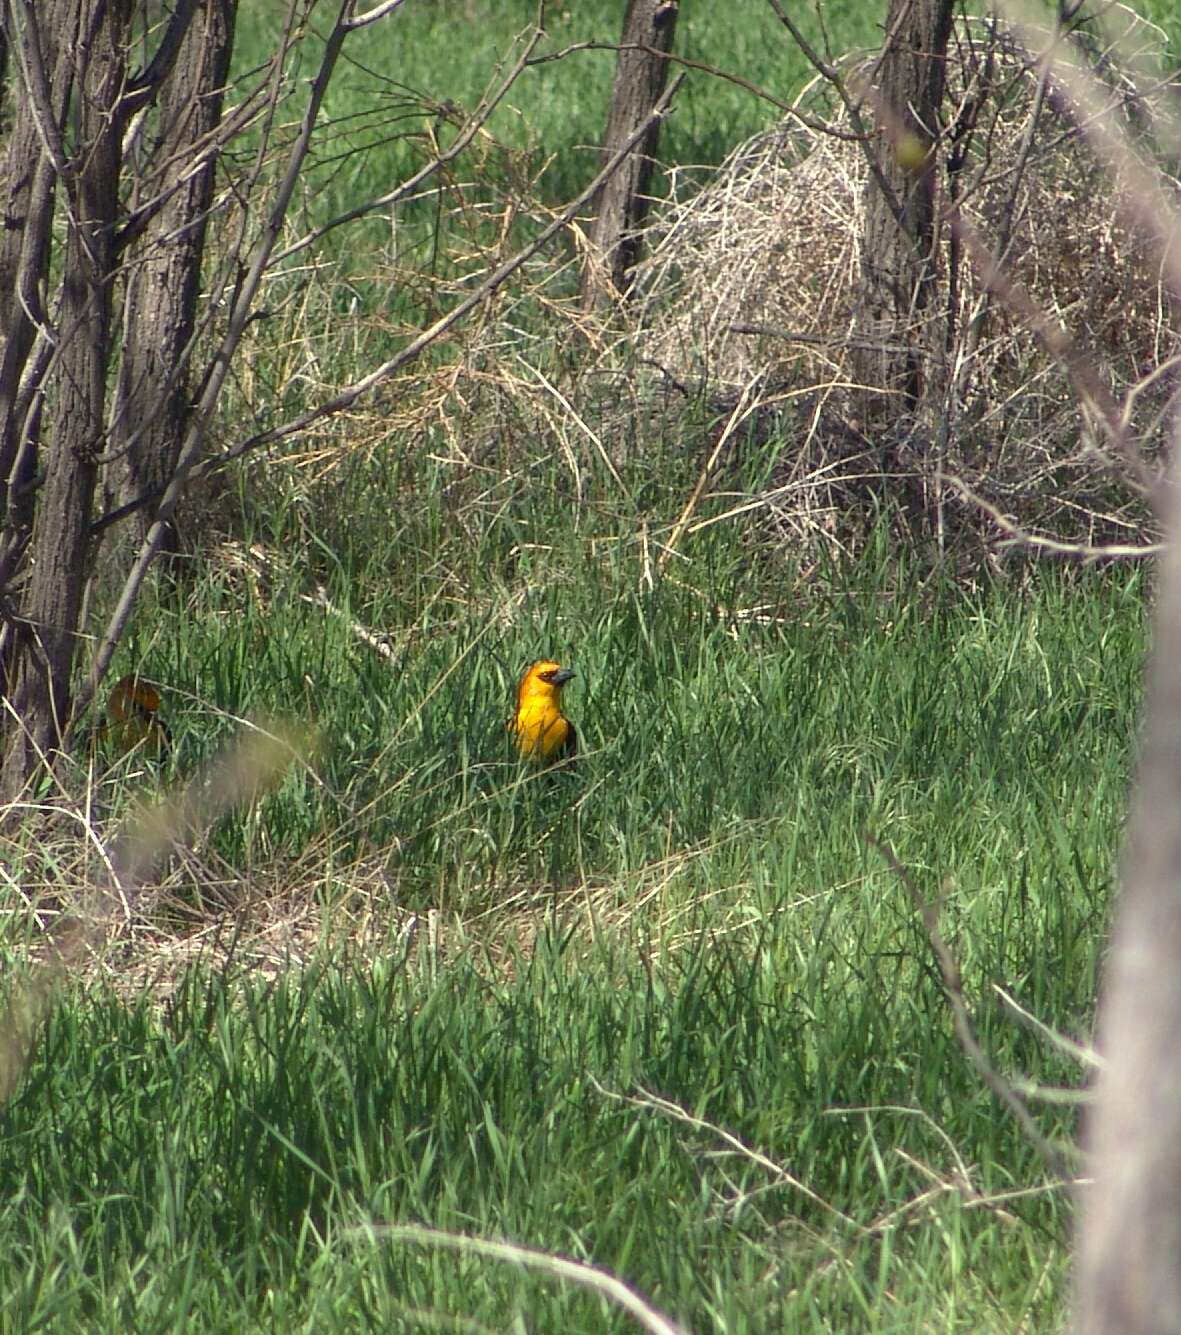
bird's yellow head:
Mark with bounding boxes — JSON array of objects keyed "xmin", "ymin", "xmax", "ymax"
[
  {"xmin": 512, "ymin": 659, "xmax": 577, "ymax": 762},
  {"xmin": 516, "ymin": 659, "xmax": 575, "ymax": 707}
]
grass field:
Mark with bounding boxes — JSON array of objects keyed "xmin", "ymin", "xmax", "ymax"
[
  {"xmin": 3, "ymin": 447, "xmax": 1144, "ymax": 1328},
  {"xmin": 1, "ymin": 0, "xmax": 1166, "ymax": 1329},
  {"xmin": 233, "ymin": 0, "xmax": 885, "ymax": 216}
]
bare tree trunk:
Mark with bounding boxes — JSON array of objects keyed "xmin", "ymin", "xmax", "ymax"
[
  {"xmin": 0, "ymin": 0, "xmax": 71, "ymax": 504},
  {"xmin": 106, "ymin": 0, "xmax": 236, "ymax": 559},
  {"xmin": 1075, "ymin": 490, "xmax": 1181, "ymax": 1327},
  {"xmin": 1, "ymin": 0, "xmax": 129, "ymax": 791},
  {"xmin": 580, "ymin": 0, "xmax": 678, "ymax": 311},
  {"xmin": 853, "ymin": 0, "xmax": 954, "ymax": 422},
  {"xmin": 1, "ymin": 0, "xmax": 244, "ymax": 794}
]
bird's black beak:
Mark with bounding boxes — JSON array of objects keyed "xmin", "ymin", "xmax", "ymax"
[{"xmin": 551, "ymin": 668, "xmax": 575, "ymax": 686}]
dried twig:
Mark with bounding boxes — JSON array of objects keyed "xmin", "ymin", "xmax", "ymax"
[
  {"xmin": 592, "ymin": 1077, "xmax": 864, "ymax": 1232},
  {"xmin": 866, "ymin": 833, "xmax": 1074, "ymax": 1181},
  {"xmin": 946, "ymin": 474, "xmax": 1163, "ymax": 559},
  {"xmin": 658, "ymin": 375, "xmax": 765, "ymax": 572},
  {"xmin": 364, "ymin": 1223, "xmax": 689, "ymax": 1335}
]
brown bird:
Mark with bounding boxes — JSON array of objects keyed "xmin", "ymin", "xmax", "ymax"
[
  {"xmin": 99, "ymin": 674, "xmax": 171, "ymax": 759},
  {"xmin": 510, "ymin": 659, "xmax": 576, "ymax": 765}
]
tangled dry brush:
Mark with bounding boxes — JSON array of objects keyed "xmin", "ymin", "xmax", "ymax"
[{"xmin": 629, "ymin": 12, "xmax": 1181, "ymax": 556}]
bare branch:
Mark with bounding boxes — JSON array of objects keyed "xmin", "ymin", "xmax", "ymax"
[
  {"xmin": 946, "ymin": 475, "xmax": 1163, "ymax": 560},
  {"xmin": 659, "ymin": 375, "xmax": 765, "ymax": 572},
  {"xmin": 126, "ymin": 72, "xmax": 687, "ymax": 510},
  {"xmin": 593, "ymin": 1078, "xmax": 864, "ymax": 1232},
  {"xmin": 992, "ymin": 984, "xmax": 1104, "ymax": 1072},
  {"xmin": 271, "ymin": 23, "xmax": 544, "ymax": 267},
  {"xmin": 527, "ymin": 38, "xmax": 868, "ymax": 140},
  {"xmin": 113, "ymin": 82, "xmax": 272, "ymax": 255},
  {"xmin": 1003, "ymin": 0, "xmax": 1181, "ymax": 306},
  {"xmin": 365, "ymin": 1224, "xmax": 689, "ymax": 1335},
  {"xmin": 765, "ymin": 0, "xmax": 838, "ymax": 82},
  {"xmin": 866, "ymin": 833, "xmax": 1075, "ymax": 1181},
  {"xmin": 343, "ymin": 0, "xmax": 407, "ymax": 32}
]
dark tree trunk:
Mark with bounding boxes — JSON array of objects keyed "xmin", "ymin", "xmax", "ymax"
[
  {"xmin": 0, "ymin": 0, "xmax": 129, "ymax": 792},
  {"xmin": 1, "ymin": 0, "xmax": 242, "ymax": 797},
  {"xmin": 106, "ymin": 0, "xmax": 236, "ymax": 559},
  {"xmin": 852, "ymin": 0, "xmax": 954, "ymax": 422},
  {"xmin": 0, "ymin": 0, "xmax": 71, "ymax": 517},
  {"xmin": 580, "ymin": 0, "xmax": 678, "ymax": 312}
]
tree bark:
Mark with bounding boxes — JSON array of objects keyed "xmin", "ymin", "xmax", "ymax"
[
  {"xmin": 852, "ymin": 0, "xmax": 954, "ymax": 422},
  {"xmin": 1, "ymin": 0, "xmax": 129, "ymax": 791},
  {"xmin": 580, "ymin": 0, "xmax": 678, "ymax": 312},
  {"xmin": 0, "ymin": 0, "xmax": 72, "ymax": 513},
  {"xmin": 106, "ymin": 0, "xmax": 236, "ymax": 560}
]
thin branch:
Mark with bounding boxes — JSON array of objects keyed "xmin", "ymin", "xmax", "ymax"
[
  {"xmin": 593, "ymin": 1078, "xmax": 864, "ymax": 1232},
  {"xmin": 730, "ymin": 322, "xmax": 913, "ymax": 355},
  {"xmin": 271, "ymin": 23, "xmax": 544, "ymax": 267},
  {"xmin": 303, "ymin": 583, "xmax": 396, "ymax": 661},
  {"xmin": 992, "ymin": 984, "xmax": 1104, "ymax": 1071},
  {"xmin": 91, "ymin": 50, "xmax": 686, "ymax": 540},
  {"xmin": 658, "ymin": 375, "xmax": 764, "ymax": 572},
  {"xmin": 527, "ymin": 39, "xmax": 869, "ymax": 141},
  {"xmin": 998, "ymin": 5, "xmax": 1181, "ymax": 337},
  {"xmin": 765, "ymin": 0, "xmax": 838, "ymax": 81},
  {"xmin": 946, "ymin": 474, "xmax": 1163, "ymax": 560},
  {"xmin": 363, "ymin": 1224, "xmax": 689, "ymax": 1335},
  {"xmin": 866, "ymin": 833, "xmax": 1075, "ymax": 1180},
  {"xmin": 113, "ymin": 82, "xmax": 272, "ymax": 254},
  {"xmin": 344, "ymin": 0, "xmax": 407, "ymax": 31},
  {"xmin": 767, "ymin": 0, "xmax": 909, "ymax": 231}
]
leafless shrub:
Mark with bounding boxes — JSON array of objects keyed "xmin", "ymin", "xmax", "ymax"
[{"xmin": 630, "ymin": 10, "xmax": 1181, "ymax": 554}]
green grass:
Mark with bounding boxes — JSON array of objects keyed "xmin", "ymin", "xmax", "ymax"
[
  {"xmin": 232, "ymin": 0, "xmax": 884, "ymax": 211},
  {"xmin": 1, "ymin": 900, "xmax": 1087, "ymax": 1329},
  {"xmin": 5, "ymin": 426, "xmax": 1144, "ymax": 1327},
  {"xmin": 126, "ymin": 433, "xmax": 1142, "ymax": 919},
  {"xmin": 2, "ymin": 1, "xmax": 1162, "ymax": 1327}
]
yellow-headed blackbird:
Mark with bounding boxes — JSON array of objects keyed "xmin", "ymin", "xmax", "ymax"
[
  {"xmin": 510, "ymin": 659, "xmax": 576, "ymax": 764},
  {"xmin": 100, "ymin": 674, "xmax": 171, "ymax": 759}
]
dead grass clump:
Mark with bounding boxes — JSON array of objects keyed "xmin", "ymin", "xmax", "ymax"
[
  {"xmin": 632, "ymin": 107, "xmax": 860, "ymax": 396},
  {"xmin": 630, "ymin": 11, "xmax": 1181, "ymax": 553}
]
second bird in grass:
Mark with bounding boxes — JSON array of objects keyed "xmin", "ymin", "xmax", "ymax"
[
  {"xmin": 101, "ymin": 674, "xmax": 171, "ymax": 759},
  {"xmin": 510, "ymin": 659, "xmax": 577, "ymax": 765}
]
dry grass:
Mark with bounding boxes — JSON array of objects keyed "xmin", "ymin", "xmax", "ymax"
[
  {"xmin": 628, "ymin": 10, "xmax": 1181, "ymax": 552},
  {"xmin": 200, "ymin": 13, "xmax": 1181, "ymax": 561}
]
